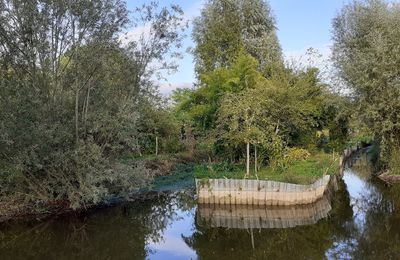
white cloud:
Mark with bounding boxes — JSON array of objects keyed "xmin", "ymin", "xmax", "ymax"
[
  {"xmin": 148, "ymin": 235, "xmax": 196, "ymax": 258},
  {"xmin": 284, "ymin": 43, "xmax": 334, "ymax": 83},
  {"xmin": 158, "ymin": 81, "xmax": 193, "ymax": 96},
  {"xmin": 284, "ymin": 44, "xmax": 350, "ymax": 94},
  {"xmin": 119, "ymin": 24, "xmax": 152, "ymax": 45},
  {"xmin": 284, "ymin": 43, "xmax": 332, "ymax": 70}
]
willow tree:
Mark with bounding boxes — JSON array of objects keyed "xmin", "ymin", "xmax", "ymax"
[
  {"xmin": 192, "ymin": 0, "xmax": 282, "ymax": 76},
  {"xmin": 332, "ymin": 0, "xmax": 400, "ymax": 163},
  {"xmin": 0, "ymin": 0, "xmax": 186, "ymax": 208}
]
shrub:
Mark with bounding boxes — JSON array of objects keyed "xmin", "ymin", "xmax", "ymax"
[
  {"xmin": 286, "ymin": 148, "xmax": 311, "ymax": 161},
  {"xmin": 271, "ymin": 148, "xmax": 311, "ymax": 172}
]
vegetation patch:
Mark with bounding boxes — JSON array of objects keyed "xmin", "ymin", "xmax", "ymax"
[
  {"xmin": 194, "ymin": 152, "xmax": 339, "ymax": 185},
  {"xmin": 147, "ymin": 163, "xmax": 196, "ymax": 192}
]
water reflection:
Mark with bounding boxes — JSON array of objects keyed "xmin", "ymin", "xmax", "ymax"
[
  {"xmin": 0, "ymin": 191, "xmax": 197, "ymax": 260},
  {"xmin": 326, "ymin": 152, "xmax": 400, "ymax": 259},
  {"xmin": 197, "ymin": 196, "xmax": 332, "ymax": 229},
  {"xmin": 2, "ymin": 152, "xmax": 400, "ymax": 259}
]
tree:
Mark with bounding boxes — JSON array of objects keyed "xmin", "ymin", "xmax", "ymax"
[
  {"xmin": 0, "ymin": 0, "xmax": 186, "ymax": 208},
  {"xmin": 217, "ymin": 87, "xmax": 277, "ymax": 176},
  {"xmin": 173, "ymin": 51, "xmax": 333, "ymax": 170},
  {"xmin": 332, "ymin": 0, "xmax": 400, "ymax": 162},
  {"xmin": 192, "ymin": 0, "xmax": 282, "ymax": 76},
  {"xmin": 175, "ymin": 52, "xmax": 263, "ymax": 133}
]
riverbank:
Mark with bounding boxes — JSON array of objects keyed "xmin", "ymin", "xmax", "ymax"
[
  {"xmin": 0, "ymin": 153, "xmax": 200, "ymax": 223},
  {"xmin": 2, "ymin": 150, "xmax": 399, "ymax": 259},
  {"xmin": 0, "ymin": 149, "xmax": 349, "ymax": 222}
]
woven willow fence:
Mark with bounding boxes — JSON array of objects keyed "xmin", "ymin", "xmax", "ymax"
[
  {"xmin": 195, "ymin": 175, "xmax": 331, "ymax": 206},
  {"xmin": 197, "ymin": 196, "xmax": 332, "ymax": 229},
  {"xmin": 195, "ymin": 146, "xmax": 358, "ymax": 206}
]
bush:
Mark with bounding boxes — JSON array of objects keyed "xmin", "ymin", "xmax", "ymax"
[
  {"xmin": 271, "ymin": 148, "xmax": 311, "ymax": 172},
  {"xmin": 0, "ymin": 143, "xmax": 152, "ymax": 210},
  {"xmin": 348, "ymin": 134, "xmax": 374, "ymax": 148},
  {"xmin": 286, "ymin": 148, "xmax": 311, "ymax": 161}
]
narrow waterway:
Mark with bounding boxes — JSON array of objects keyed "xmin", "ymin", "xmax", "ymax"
[{"xmin": 1, "ymin": 151, "xmax": 400, "ymax": 259}]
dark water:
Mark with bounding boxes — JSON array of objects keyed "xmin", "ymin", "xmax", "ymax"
[{"xmin": 2, "ymin": 153, "xmax": 400, "ymax": 259}]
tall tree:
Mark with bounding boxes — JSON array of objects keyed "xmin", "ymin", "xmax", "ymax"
[
  {"xmin": 0, "ymin": 0, "xmax": 186, "ymax": 208},
  {"xmin": 332, "ymin": 0, "xmax": 400, "ymax": 161},
  {"xmin": 192, "ymin": 0, "xmax": 282, "ymax": 76}
]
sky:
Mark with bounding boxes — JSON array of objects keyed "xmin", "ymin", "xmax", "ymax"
[{"xmin": 125, "ymin": 0, "xmax": 353, "ymax": 95}]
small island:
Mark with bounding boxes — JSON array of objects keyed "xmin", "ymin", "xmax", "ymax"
[{"xmin": 2, "ymin": 0, "xmax": 400, "ymax": 258}]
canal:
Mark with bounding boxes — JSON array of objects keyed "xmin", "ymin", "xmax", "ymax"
[{"xmin": 1, "ymin": 151, "xmax": 400, "ymax": 259}]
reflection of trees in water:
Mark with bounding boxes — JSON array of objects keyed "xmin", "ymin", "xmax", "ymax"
[
  {"xmin": 351, "ymin": 183, "xmax": 400, "ymax": 259},
  {"xmin": 183, "ymin": 181, "xmax": 355, "ymax": 260},
  {"xmin": 6, "ymin": 158, "xmax": 400, "ymax": 260},
  {"xmin": 0, "ymin": 190, "xmax": 196, "ymax": 260},
  {"xmin": 335, "ymin": 153, "xmax": 400, "ymax": 259},
  {"xmin": 348, "ymin": 153, "xmax": 375, "ymax": 179}
]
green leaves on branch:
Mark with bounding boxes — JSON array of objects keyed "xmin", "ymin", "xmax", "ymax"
[
  {"xmin": 0, "ymin": 0, "xmax": 186, "ymax": 208},
  {"xmin": 332, "ymin": 0, "xmax": 400, "ymax": 161},
  {"xmin": 192, "ymin": 0, "xmax": 282, "ymax": 75}
]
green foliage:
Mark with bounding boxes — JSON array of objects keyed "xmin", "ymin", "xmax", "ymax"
[
  {"xmin": 148, "ymin": 163, "xmax": 196, "ymax": 192},
  {"xmin": 332, "ymin": 0, "xmax": 400, "ymax": 161},
  {"xmin": 194, "ymin": 152, "xmax": 339, "ymax": 185},
  {"xmin": 192, "ymin": 0, "xmax": 282, "ymax": 75},
  {"xmin": 193, "ymin": 163, "xmax": 243, "ymax": 180},
  {"xmin": 0, "ymin": 0, "xmax": 186, "ymax": 209},
  {"xmin": 287, "ymin": 147, "xmax": 311, "ymax": 161},
  {"xmin": 348, "ymin": 134, "xmax": 374, "ymax": 148},
  {"xmin": 173, "ymin": 45, "xmax": 347, "ymax": 169},
  {"xmin": 388, "ymin": 148, "xmax": 400, "ymax": 175},
  {"xmin": 270, "ymin": 147, "xmax": 310, "ymax": 172}
]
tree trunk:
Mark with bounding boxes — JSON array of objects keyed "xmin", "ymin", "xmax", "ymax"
[
  {"xmin": 137, "ymin": 138, "xmax": 142, "ymax": 157},
  {"xmin": 155, "ymin": 136, "xmax": 159, "ymax": 156},
  {"xmin": 275, "ymin": 119, "xmax": 280, "ymax": 135},
  {"xmin": 254, "ymin": 144, "xmax": 257, "ymax": 173},
  {"xmin": 246, "ymin": 142, "xmax": 250, "ymax": 177},
  {"xmin": 83, "ymin": 85, "xmax": 90, "ymax": 137},
  {"xmin": 75, "ymin": 90, "xmax": 79, "ymax": 145}
]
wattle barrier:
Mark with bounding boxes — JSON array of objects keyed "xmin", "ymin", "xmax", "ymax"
[{"xmin": 195, "ymin": 146, "xmax": 358, "ymax": 206}]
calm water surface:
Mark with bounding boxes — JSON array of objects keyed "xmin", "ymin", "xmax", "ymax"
[{"xmin": 2, "ymin": 152, "xmax": 400, "ymax": 259}]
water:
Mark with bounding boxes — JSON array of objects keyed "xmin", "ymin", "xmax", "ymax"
[{"xmin": 2, "ymin": 152, "xmax": 400, "ymax": 259}]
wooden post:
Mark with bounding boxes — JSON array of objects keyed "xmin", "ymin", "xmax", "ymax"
[
  {"xmin": 246, "ymin": 142, "xmax": 250, "ymax": 176},
  {"xmin": 254, "ymin": 144, "xmax": 257, "ymax": 173},
  {"xmin": 250, "ymin": 228, "xmax": 255, "ymax": 250}
]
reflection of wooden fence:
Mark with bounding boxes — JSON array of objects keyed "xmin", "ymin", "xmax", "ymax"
[
  {"xmin": 195, "ymin": 175, "xmax": 331, "ymax": 206},
  {"xmin": 196, "ymin": 196, "xmax": 332, "ymax": 229}
]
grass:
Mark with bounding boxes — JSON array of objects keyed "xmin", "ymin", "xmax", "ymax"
[{"xmin": 194, "ymin": 152, "xmax": 339, "ymax": 185}]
